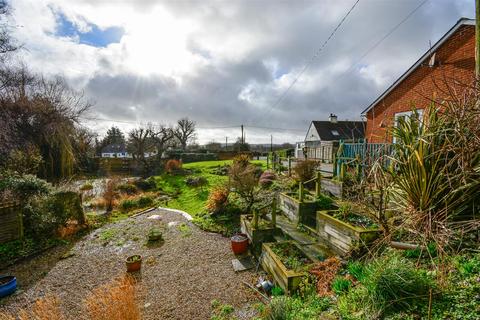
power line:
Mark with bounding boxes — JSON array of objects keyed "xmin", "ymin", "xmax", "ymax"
[
  {"xmin": 337, "ymin": 0, "xmax": 429, "ymax": 81},
  {"xmin": 261, "ymin": 0, "xmax": 361, "ymax": 117}
]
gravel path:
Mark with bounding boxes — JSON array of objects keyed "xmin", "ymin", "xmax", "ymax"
[{"xmin": 0, "ymin": 209, "xmax": 259, "ymax": 319}]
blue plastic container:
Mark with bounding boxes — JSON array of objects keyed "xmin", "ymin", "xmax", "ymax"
[{"xmin": 0, "ymin": 276, "xmax": 17, "ymax": 298}]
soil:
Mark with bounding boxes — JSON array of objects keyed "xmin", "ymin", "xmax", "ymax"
[
  {"xmin": 270, "ymin": 242, "xmax": 312, "ymax": 270},
  {"xmin": 331, "ymin": 211, "xmax": 378, "ymax": 229},
  {"xmin": 0, "ymin": 209, "xmax": 259, "ymax": 319}
]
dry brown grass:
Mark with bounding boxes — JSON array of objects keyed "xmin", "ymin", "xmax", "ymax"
[
  {"xmin": 0, "ymin": 277, "xmax": 141, "ymax": 320},
  {"xmin": 309, "ymin": 257, "xmax": 341, "ymax": 296},
  {"xmin": 0, "ymin": 296, "xmax": 64, "ymax": 320},
  {"xmin": 84, "ymin": 276, "xmax": 141, "ymax": 320}
]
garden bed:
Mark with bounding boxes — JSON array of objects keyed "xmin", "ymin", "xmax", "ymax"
[
  {"xmin": 278, "ymin": 192, "xmax": 318, "ymax": 227},
  {"xmin": 316, "ymin": 210, "xmax": 382, "ymax": 256},
  {"xmin": 261, "ymin": 241, "xmax": 313, "ymax": 294},
  {"xmin": 321, "ymin": 178, "xmax": 343, "ymax": 198},
  {"xmin": 240, "ymin": 214, "xmax": 282, "ymax": 255}
]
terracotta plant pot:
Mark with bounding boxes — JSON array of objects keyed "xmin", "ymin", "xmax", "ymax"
[
  {"xmin": 231, "ymin": 233, "xmax": 249, "ymax": 255},
  {"xmin": 126, "ymin": 255, "xmax": 142, "ymax": 272}
]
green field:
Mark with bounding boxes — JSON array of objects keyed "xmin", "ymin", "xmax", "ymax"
[{"xmin": 154, "ymin": 160, "xmax": 267, "ymax": 235}]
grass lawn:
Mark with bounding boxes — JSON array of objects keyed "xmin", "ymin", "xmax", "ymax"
[{"xmin": 154, "ymin": 159, "xmax": 267, "ymax": 235}]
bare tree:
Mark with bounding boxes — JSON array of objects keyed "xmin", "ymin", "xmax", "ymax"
[
  {"xmin": 173, "ymin": 118, "xmax": 196, "ymax": 150},
  {"xmin": 152, "ymin": 124, "xmax": 174, "ymax": 160},
  {"xmin": 127, "ymin": 124, "xmax": 156, "ymax": 175},
  {"xmin": 0, "ymin": 1, "xmax": 19, "ymax": 61}
]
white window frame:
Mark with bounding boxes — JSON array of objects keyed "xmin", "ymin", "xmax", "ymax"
[{"xmin": 393, "ymin": 109, "xmax": 424, "ymax": 143}]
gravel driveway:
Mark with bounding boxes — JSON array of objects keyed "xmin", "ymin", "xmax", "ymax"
[{"xmin": 0, "ymin": 209, "xmax": 259, "ymax": 319}]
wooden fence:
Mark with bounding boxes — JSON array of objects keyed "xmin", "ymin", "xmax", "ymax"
[
  {"xmin": 0, "ymin": 201, "xmax": 23, "ymax": 244},
  {"xmin": 334, "ymin": 142, "xmax": 393, "ymax": 179}
]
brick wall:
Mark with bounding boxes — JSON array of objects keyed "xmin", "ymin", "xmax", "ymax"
[{"xmin": 366, "ymin": 25, "xmax": 475, "ymax": 142}]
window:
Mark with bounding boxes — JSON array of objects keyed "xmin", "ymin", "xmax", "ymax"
[{"xmin": 331, "ymin": 130, "xmax": 339, "ymax": 136}]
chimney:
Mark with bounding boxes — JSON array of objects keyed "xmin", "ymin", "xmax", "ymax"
[{"xmin": 329, "ymin": 113, "xmax": 338, "ymax": 123}]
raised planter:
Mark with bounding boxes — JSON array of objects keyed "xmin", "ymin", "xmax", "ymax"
[
  {"xmin": 0, "ymin": 276, "xmax": 17, "ymax": 298},
  {"xmin": 261, "ymin": 241, "xmax": 312, "ymax": 294},
  {"xmin": 278, "ymin": 192, "xmax": 318, "ymax": 228},
  {"xmin": 316, "ymin": 210, "xmax": 382, "ymax": 256},
  {"xmin": 321, "ymin": 178, "xmax": 343, "ymax": 198},
  {"xmin": 240, "ymin": 215, "xmax": 281, "ymax": 255}
]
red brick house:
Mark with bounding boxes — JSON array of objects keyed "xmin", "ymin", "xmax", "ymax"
[{"xmin": 362, "ymin": 18, "xmax": 475, "ymax": 143}]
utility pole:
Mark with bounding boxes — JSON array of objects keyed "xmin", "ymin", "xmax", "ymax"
[
  {"xmin": 225, "ymin": 137, "xmax": 228, "ymax": 150},
  {"xmin": 476, "ymin": 0, "xmax": 480, "ymax": 79},
  {"xmin": 270, "ymin": 135, "xmax": 273, "ymax": 152},
  {"xmin": 241, "ymin": 125, "xmax": 244, "ymax": 144}
]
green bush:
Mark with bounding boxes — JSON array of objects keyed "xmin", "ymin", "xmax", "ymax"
[
  {"xmin": 119, "ymin": 195, "xmax": 155, "ymax": 212},
  {"xmin": 315, "ymin": 193, "xmax": 334, "ymax": 210},
  {"xmin": 271, "ymin": 286, "xmax": 284, "ymax": 297},
  {"xmin": 0, "ymin": 174, "xmax": 51, "ymax": 201},
  {"xmin": 134, "ymin": 177, "xmax": 157, "ymax": 191},
  {"xmin": 119, "ymin": 199, "xmax": 137, "ymax": 212},
  {"xmin": 116, "ymin": 183, "xmax": 138, "ymax": 195},
  {"xmin": 338, "ymin": 254, "xmax": 434, "ymax": 319},
  {"xmin": 22, "ymin": 192, "xmax": 82, "ymax": 238},
  {"xmin": 264, "ymin": 295, "xmax": 331, "ymax": 320},
  {"xmin": 137, "ymin": 195, "xmax": 154, "ymax": 208}
]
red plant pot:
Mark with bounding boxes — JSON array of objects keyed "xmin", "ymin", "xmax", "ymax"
[
  {"xmin": 126, "ymin": 255, "xmax": 142, "ymax": 272},
  {"xmin": 231, "ymin": 234, "xmax": 249, "ymax": 255}
]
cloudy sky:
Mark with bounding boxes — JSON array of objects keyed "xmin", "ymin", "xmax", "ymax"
[{"xmin": 8, "ymin": 0, "xmax": 475, "ymax": 144}]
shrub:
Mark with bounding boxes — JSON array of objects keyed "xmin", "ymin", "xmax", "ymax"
[
  {"xmin": 0, "ymin": 296, "xmax": 64, "ymax": 320},
  {"xmin": 228, "ymin": 161, "xmax": 260, "ymax": 213},
  {"xmin": 293, "ymin": 160, "xmax": 320, "ymax": 182},
  {"xmin": 136, "ymin": 195, "xmax": 154, "ymax": 208},
  {"xmin": 232, "ymin": 154, "xmax": 251, "ymax": 168},
  {"xmin": 23, "ymin": 191, "xmax": 83, "ymax": 238},
  {"xmin": 331, "ymin": 276, "xmax": 351, "ymax": 295},
  {"xmin": 134, "ymin": 177, "xmax": 157, "ymax": 191},
  {"xmin": 116, "ymin": 183, "xmax": 138, "ymax": 195},
  {"xmin": 338, "ymin": 254, "xmax": 434, "ymax": 318},
  {"xmin": 205, "ymin": 186, "xmax": 229, "ymax": 214},
  {"xmin": 103, "ymin": 178, "xmax": 119, "ymax": 213},
  {"xmin": 265, "ymin": 295, "xmax": 331, "ymax": 320},
  {"xmin": 84, "ymin": 276, "xmax": 141, "ymax": 320},
  {"xmin": 185, "ymin": 176, "xmax": 208, "ymax": 188},
  {"xmin": 259, "ymin": 170, "xmax": 276, "ymax": 187},
  {"xmin": 315, "ymin": 193, "xmax": 334, "ymax": 210},
  {"xmin": 119, "ymin": 199, "xmax": 137, "ymax": 212},
  {"xmin": 165, "ymin": 159, "xmax": 182, "ymax": 173},
  {"xmin": 271, "ymin": 286, "xmax": 284, "ymax": 297},
  {"xmin": 0, "ymin": 174, "xmax": 51, "ymax": 201}
]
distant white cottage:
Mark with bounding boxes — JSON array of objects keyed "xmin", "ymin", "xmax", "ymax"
[
  {"xmin": 101, "ymin": 144, "xmax": 130, "ymax": 158},
  {"xmin": 302, "ymin": 114, "xmax": 365, "ymax": 163}
]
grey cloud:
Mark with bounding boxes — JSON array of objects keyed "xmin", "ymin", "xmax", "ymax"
[{"xmin": 75, "ymin": 0, "xmax": 474, "ymax": 142}]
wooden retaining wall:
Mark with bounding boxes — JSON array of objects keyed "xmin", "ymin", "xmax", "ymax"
[
  {"xmin": 0, "ymin": 202, "xmax": 23, "ymax": 244},
  {"xmin": 316, "ymin": 211, "xmax": 381, "ymax": 256}
]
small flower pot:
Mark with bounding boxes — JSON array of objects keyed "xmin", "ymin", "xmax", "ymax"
[
  {"xmin": 231, "ymin": 233, "xmax": 249, "ymax": 255},
  {"xmin": 126, "ymin": 255, "xmax": 142, "ymax": 272},
  {"xmin": 0, "ymin": 276, "xmax": 17, "ymax": 298}
]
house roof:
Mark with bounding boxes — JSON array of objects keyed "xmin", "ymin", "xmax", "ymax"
[
  {"xmin": 309, "ymin": 121, "xmax": 365, "ymax": 141},
  {"xmin": 101, "ymin": 143, "xmax": 127, "ymax": 153},
  {"xmin": 361, "ymin": 18, "xmax": 475, "ymax": 116}
]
